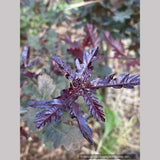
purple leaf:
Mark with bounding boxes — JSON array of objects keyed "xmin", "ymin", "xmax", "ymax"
[
  {"xmin": 28, "ymin": 99, "xmax": 63, "ymax": 128},
  {"xmin": 75, "ymin": 46, "xmax": 99, "ymax": 81},
  {"xmin": 28, "ymin": 99, "xmax": 62, "ymax": 109},
  {"xmin": 90, "ymin": 73, "xmax": 140, "ymax": 89},
  {"xmin": 51, "ymin": 56, "xmax": 75, "ymax": 81},
  {"xmin": 50, "ymin": 60, "xmax": 63, "ymax": 76},
  {"xmin": 126, "ymin": 58, "xmax": 140, "ymax": 68},
  {"xmin": 28, "ymin": 58, "xmax": 41, "ymax": 67},
  {"xmin": 104, "ymin": 31, "xmax": 125, "ymax": 57},
  {"xmin": 60, "ymin": 87, "xmax": 80, "ymax": 112},
  {"xmin": 63, "ymin": 24, "xmax": 101, "ymax": 62},
  {"xmin": 20, "ymin": 127, "xmax": 28, "ymax": 144},
  {"xmin": 82, "ymin": 90, "xmax": 105, "ymax": 122},
  {"xmin": 35, "ymin": 106, "xmax": 62, "ymax": 128},
  {"xmin": 62, "ymin": 35, "xmax": 80, "ymax": 48},
  {"xmin": 67, "ymin": 48, "xmax": 83, "ymax": 61},
  {"xmin": 27, "ymin": 46, "xmax": 140, "ymax": 146},
  {"xmin": 23, "ymin": 71, "xmax": 39, "ymax": 79},
  {"xmin": 21, "ymin": 46, "xmax": 30, "ymax": 68},
  {"xmin": 62, "ymin": 35, "xmax": 84, "ymax": 61},
  {"xmin": 83, "ymin": 23, "xmax": 101, "ymax": 48},
  {"xmin": 70, "ymin": 102, "xmax": 93, "ymax": 144},
  {"xmin": 96, "ymin": 55, "xmax": 105, "ymax": 61},
  {"xmin": 20, "ymin": 81, "xmax": 24, "ymax": 88}
]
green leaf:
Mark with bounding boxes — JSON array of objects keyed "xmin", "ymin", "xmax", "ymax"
[
  {"xmin": 45, "ymin": 29, "xmax": 57, "ymax": 53},
  {"xmin": 20, "ymin": 109, "xmax": 28, "ymax": 115},
  {"xmin": 100, "ymin": 108, "xmax": 120, "ymax": 154},
  {"xmin": 113, "ymin": 8, "xmax": 133, "ymax": 23},
  {"xmin": 104, "ymin": 107, "xmax": 120, "ymax": 136},
  {"xmin": 21, "ymin": 99, "xmax": 31, "ymax": 108},
  {"xmin": 114, "ymin": 111, "xmax": 121, "ymax": 127},
  {"xmin": 55, "ymin": 76, "xmax": 67, "ymax": 91},
  {"xmin": 94, "ymin": 63, "xmax": 112, "ymax": 77},
  {"xmin": 94, "ymin": 90, "xmax": 104, "ymax": 104},
  {"xmin": 100, "ymin": 136, "xmax": 117, "ymax": 154},
  {"xmin": 38, "ymin": 74, "xmax": 56, "ymax": 100},
  {"xmin": 39, "ymin": 112, "xmax": 84, "ymax": 150},
  {"xmin": 22, "ymin": 82, "xmax": 42, "ymax": 100},
  {"xmin": 125, "ymin": 0, "xmax": 140, "ymax": 7},
  {"xmin": 28, "ymin": 34, "xmax": 41, "ymax": 50},
  {"xmin": 22, "ymin": 107, "xmax": 38, "ymax": 131},
  {"xmin": 22, "ymin": 82, "xmax": 37, "ymax": 95}
]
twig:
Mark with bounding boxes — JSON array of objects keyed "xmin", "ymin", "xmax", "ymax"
[
  {"xmin": 66, "ymin": 0, "xmax": 101, "ymax": 10},
  {"xmin": 96, "ymin": 133, "xmax": 105, "ymax": 153},
  {"xmin": 20, "ymin": 142, "xmax": 31, "ymax": 159},
  {"xmin": 126, "ymin": 142, "xmax": 140, "ymax": 151},
  {"xmin": 105, "ymin": 56, "xmax": 139, "ymax": 60}
]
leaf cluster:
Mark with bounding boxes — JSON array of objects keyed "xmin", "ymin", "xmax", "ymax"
[
  {"xmin": 27, "ymin": 46, "xmax": 140, "ymax": 145},
  {"xmin": 62, "ymin": 23, "xmax": 139, "ymax": 68}
]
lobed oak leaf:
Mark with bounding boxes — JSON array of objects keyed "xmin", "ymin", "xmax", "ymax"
[
  {"xmin": 67, "ymin": 47, "xmax": 83, "ymax": 61},
  {"xmin": 38, "ymin": 74, "xmax": 56, "ymax": 100},
  {"xmin": 104, "ymin": 31, "xmax": 125, "ymax": 57},
  {"xmin": 83, "ymin": 23, "xmax": 101, "ymax": 48}
]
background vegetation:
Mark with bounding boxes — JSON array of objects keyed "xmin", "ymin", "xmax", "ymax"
[{"xmin": 20, "ymin": 0, "xmax": 140, "ymax": 159}]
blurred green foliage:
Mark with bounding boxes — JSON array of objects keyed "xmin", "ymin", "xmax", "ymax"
[
  {"xmin": 21, "ymin": 0, "xmax": 140, "ymax": 58},
  {"xmin": 95, "ymin": 90, "xmax": 121, "ymax": 154},
  {"xmin": 99, "ymin": 107, "xmax": 121, "ymax": 154},
  {"xmin": 70, "ymin": 0, "xmax": 140, "ymax": 56},
  {"xmin": 104, "ymin": 107, "xmax": 121, "ymax": 137}
]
